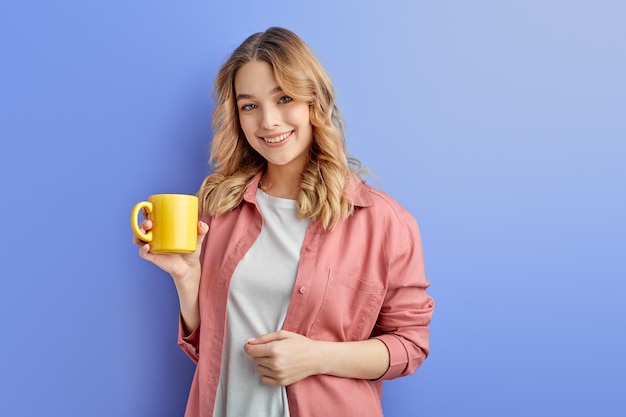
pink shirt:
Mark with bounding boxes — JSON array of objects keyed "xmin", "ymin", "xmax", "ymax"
[{"xmin": 178, "ymin": 173, "xmax": 434, "ymax": 417}]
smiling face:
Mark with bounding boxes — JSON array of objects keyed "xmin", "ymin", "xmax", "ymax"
[{"xmin": 235, "ymin": 60, "xmax": 313, "ymax": 176}]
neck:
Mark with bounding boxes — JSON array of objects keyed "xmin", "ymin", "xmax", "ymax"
[{"xmin": 260, "ymin": 165, "xmax": 303, "ymax": 200}]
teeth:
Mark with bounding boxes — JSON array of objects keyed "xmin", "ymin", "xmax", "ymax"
[{"xmin": 262, "ymin": 132, "xmax": 291, "ymax": 143}]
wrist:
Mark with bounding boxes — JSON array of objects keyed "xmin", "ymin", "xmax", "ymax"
[
  {"xmin": 172, "ymin": 265, "xmax": 201, "ymax": 284},
  {"xmin": 172, "ymin": 268, "xmax": 201, "ymax": 300},
  {"xmin": 315, "ymin": 340, "xmax": 335, "ymax": 376}
]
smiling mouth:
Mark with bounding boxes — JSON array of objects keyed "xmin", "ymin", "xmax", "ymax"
[{"xmin": 261, "ymin": 131, "xmax": 293, "ymax": 143}]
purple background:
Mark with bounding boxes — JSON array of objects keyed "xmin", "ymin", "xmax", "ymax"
[{"xmin": 1, "ymin": 1, "xmax": 624, "ymax": 416}]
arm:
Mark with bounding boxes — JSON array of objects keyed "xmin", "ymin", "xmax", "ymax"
[
  {"xmin": 134, "ymin": 220, "xmax": 208, "ymax": 337},
  {"xmin": 172, "ymin": 267, "xmax": 202, "ymax": 335},
  {"xmin": 243, "ymin": 331, "xmax": 389, "ymax": 386},
  {"xmin": 373, "ymin": 215, "xmax": 434, "ymax": 379},
  {"xmin": 318, "ymin": 338, "xmax": 389, "ymax": 380}
]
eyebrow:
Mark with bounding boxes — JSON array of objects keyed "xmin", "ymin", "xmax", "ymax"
[{"xmin": 236, "ymin": 86, "xmax": 283, "ymax": 101}]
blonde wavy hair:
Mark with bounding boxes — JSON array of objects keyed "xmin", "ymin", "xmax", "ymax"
[{"xmin": 198, "ymin": 27, "xmax": 362, "ymax": 230}]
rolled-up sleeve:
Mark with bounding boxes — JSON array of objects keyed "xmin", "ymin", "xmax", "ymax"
[
  {"xmin": 374, "ymin": 215, "xmax": 434, "ymax": 380},
  {"xmin": 177, "ymin": 314, "xmax": 201, "ymax": 364}
]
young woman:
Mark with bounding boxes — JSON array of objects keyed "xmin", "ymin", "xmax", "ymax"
[{"xmin": 134, "ymin": 27, "xmax": 434, "ymax": 417}]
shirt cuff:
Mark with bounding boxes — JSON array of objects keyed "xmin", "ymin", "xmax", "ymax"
[
  {"xmin": 372, "ymin": 334, "xmax": 410, "ymax": 380},
  {"xmin": 177, "ymin": 313, "xmax": 201, "ymax": 363}
]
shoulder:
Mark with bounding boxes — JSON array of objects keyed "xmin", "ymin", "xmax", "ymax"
[
  {"xmin": 345, "ymin": 178, "xmax": 421, "ymax": 253},
  {"xmin": 341, "ymin": 179, "xmax": 423, "ymax": 267},
  {"xmin": 349, "ymin": 177, "xmax": 417, "ymax": 226}
]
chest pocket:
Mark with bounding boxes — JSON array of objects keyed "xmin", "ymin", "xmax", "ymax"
[{"xmin": 309, "ymin": 269, "xmax": 385, "ymax": 341}]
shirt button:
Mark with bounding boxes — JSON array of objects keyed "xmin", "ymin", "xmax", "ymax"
[
  {"xmin": 299, "ymin": 287, "xmax": 307, "ymax": 294},
  {"xmin": 305, "ymin": 246, "xmax": 313, "ymax": 252}
]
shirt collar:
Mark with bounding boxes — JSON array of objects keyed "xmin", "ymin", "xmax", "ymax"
[{"xmin": 243, "ymin": 171, "xmax": 373, "ymax": 207}]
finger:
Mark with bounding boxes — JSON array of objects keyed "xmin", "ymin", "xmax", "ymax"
[
  {"xmin": 243, "ymin": 342, "xmax": 267, "ymax": 358},
  {"xmin": 137, "ymin": 244, "xmax": 169, "ymax": 270},
  {"xmin": 132, "ymin": 225, "xmax": 153, "ymax": 246},
  {"xmin": 260, "ymin": 376, "xmax": 282, "ymax": 387},
  {"xmin": 195, "ymin": 221, "xmax": 208, "ymax": 245},
  {"xmin": 137, "ymin": 242, "xmax": 153, "ymax": 259},
  {"xmin": 253, "ymin": 364, "xmax": 279, "ymax": 384},
  {"xmin": 253, "ymin": 357, "xmax": 275, "ymax": 369},
  {"xmin": 139, "ymin": 219, "xmax": 153, "ymax": 232},
  {"xmin": 256, "ymin": 364, "xmax": 277, "ymax": 378},
  {"xmin": 247, "ymin": 330, "xmax": 291, "ymax": 345},
  {"xmin": 133, "ymin": 234, "xmax": 150, "ymax": 247},
  {"xmin": 257, "ymin": 368, "xmax": 287, "ymax": 387},
  {"xmin": 187, "ymin": 221, "xmax": 209, "ymax": 256},
  {"xmin": 197, "ymin": 221, "xmax": 209, "ymax": 236}
]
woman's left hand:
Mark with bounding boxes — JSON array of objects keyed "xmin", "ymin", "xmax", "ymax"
[{"xmin": 243, "ymin": 330, "xmax": 324, "ymax": 386}]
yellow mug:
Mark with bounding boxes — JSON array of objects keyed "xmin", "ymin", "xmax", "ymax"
[{"xmin": 130, "ymin": 194, "xmax": 198, "ymax": 254}]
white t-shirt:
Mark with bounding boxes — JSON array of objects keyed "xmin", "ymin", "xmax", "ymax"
[{"xmin": 212, "ymin": 189, "xmax": 309, "ymax": 417}]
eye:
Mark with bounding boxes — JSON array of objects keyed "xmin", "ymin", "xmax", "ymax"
[
  {"xmin": 240, "ymin": 103, "xmax": 257, "ymax": 111},
  {"xmin": 278, "ymin": 96, "xmax": 293, "ymax": 104}
]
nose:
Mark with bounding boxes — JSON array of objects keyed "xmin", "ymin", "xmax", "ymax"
[{"xmin": 261, "ymin": 104, "xmax": 280, "ymax": 130}]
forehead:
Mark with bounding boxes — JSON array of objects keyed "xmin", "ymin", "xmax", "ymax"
[{"xmin": 234, "ymin": 60, "xmax": 280, "ymax": 96}]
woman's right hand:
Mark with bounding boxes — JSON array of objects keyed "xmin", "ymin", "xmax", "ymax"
[{"xmin": 133, "ymin": 219, "xmax": 209, "ymax": 282}]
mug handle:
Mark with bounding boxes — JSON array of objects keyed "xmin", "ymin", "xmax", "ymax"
[{"xmin": 130, "ymin": 201, "xmax": 153, "ymax": 242}]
